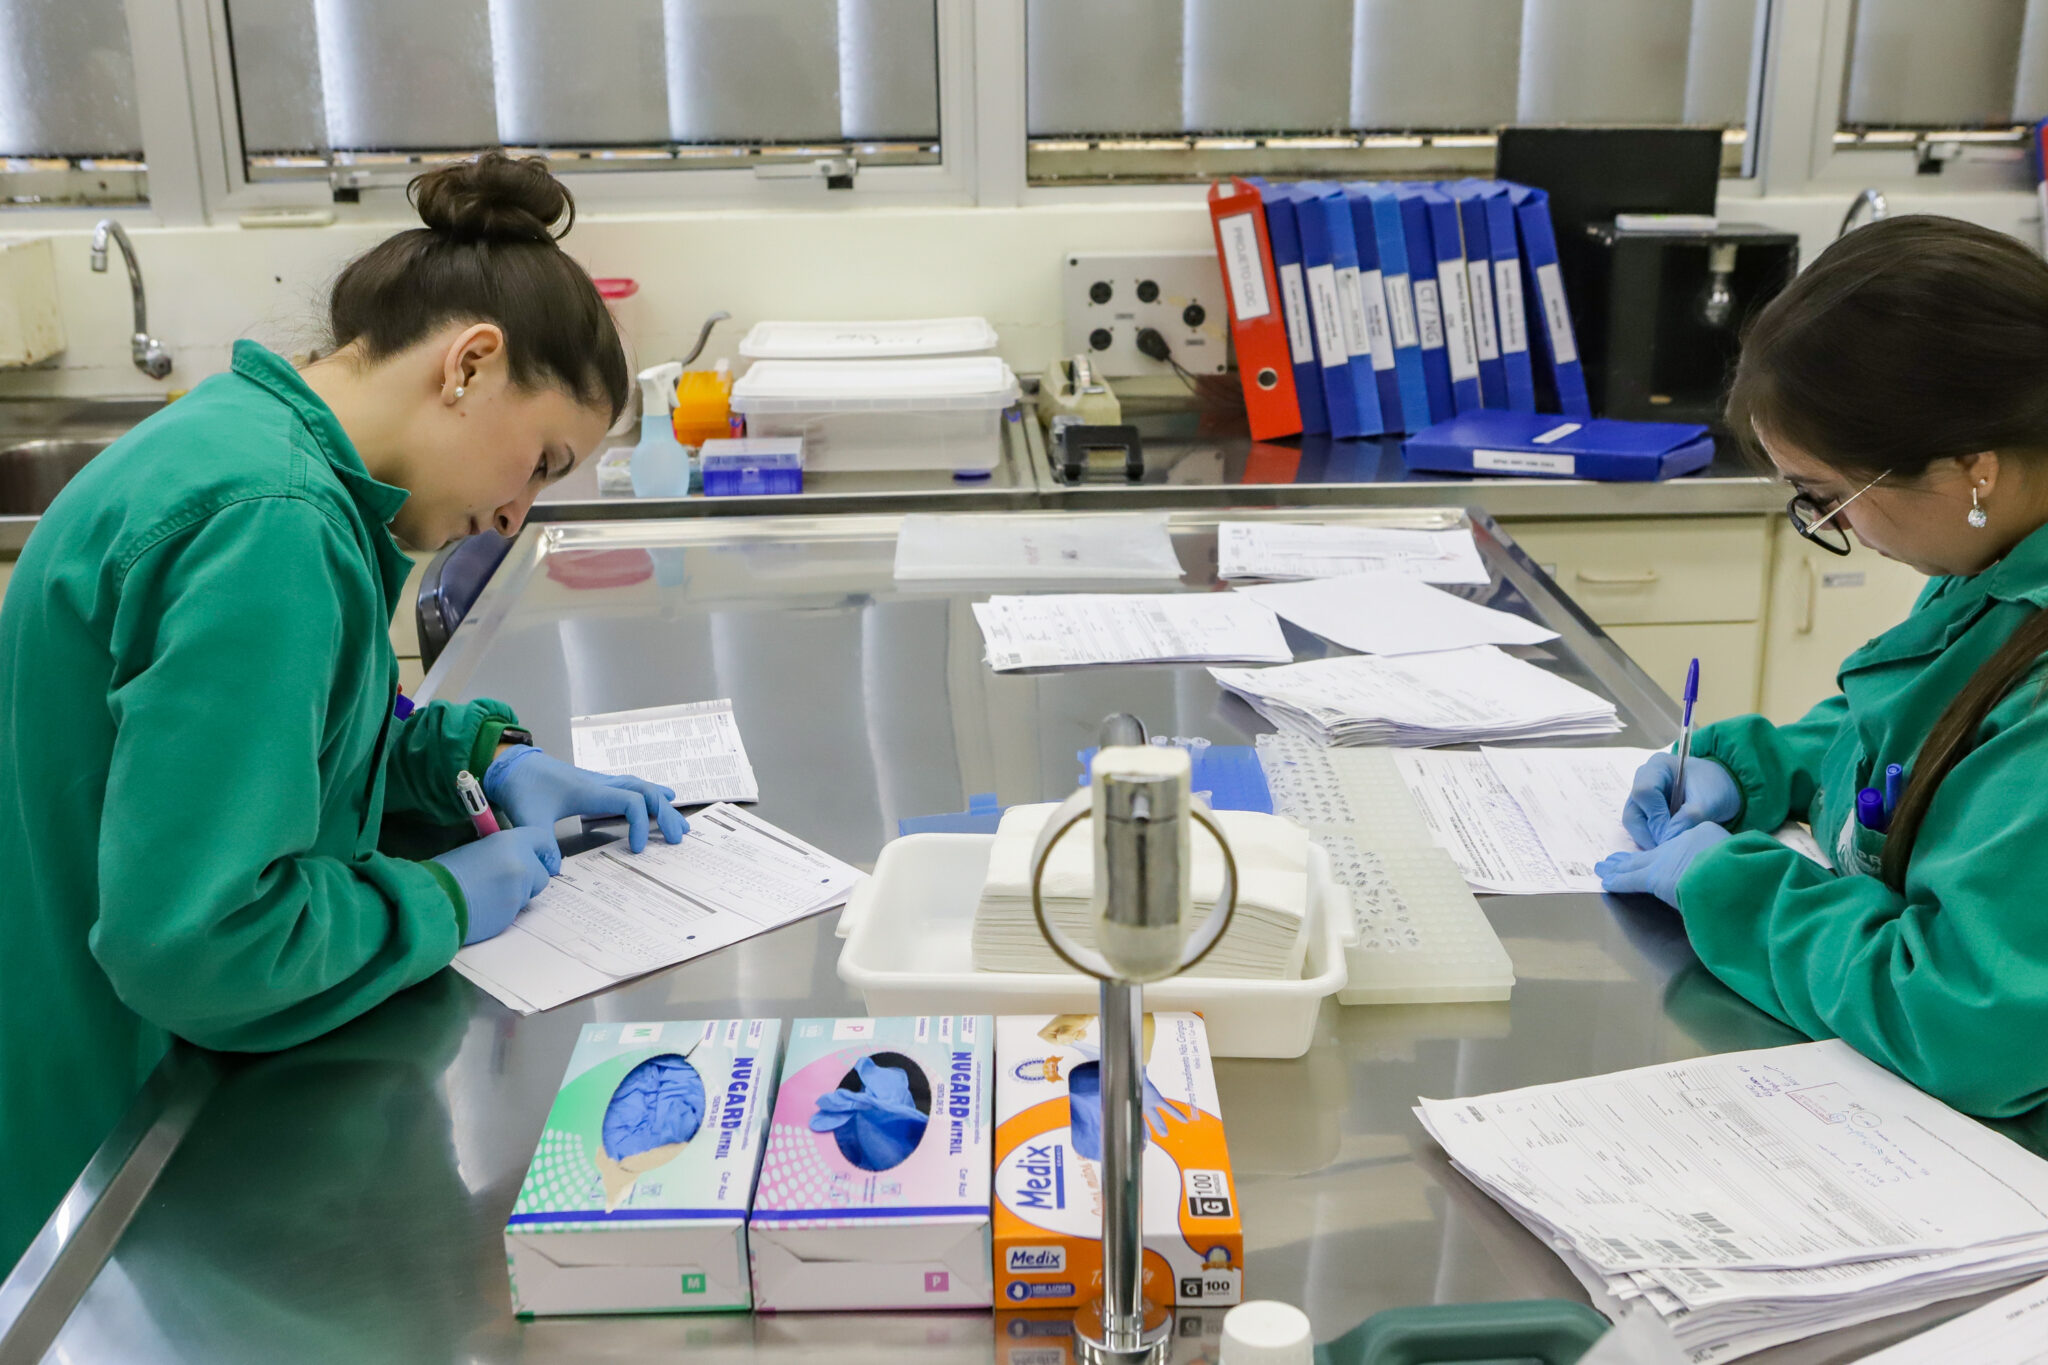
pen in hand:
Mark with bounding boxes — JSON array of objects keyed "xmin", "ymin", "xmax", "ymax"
[
  {"xmin": 1670, "ymin": 657, "xmax": 1700, "ymax": 814},
  {"xmin": 456, "ymin": 769, "xmax": 500, "ymax": 838}
]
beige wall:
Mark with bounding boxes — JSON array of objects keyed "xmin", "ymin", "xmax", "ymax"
[{"xmin": 2, "ymin": 187, "xmax": 2038, "ymax": 401}]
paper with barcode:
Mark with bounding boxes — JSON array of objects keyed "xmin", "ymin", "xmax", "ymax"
[
  {"xmin": 570, "ymin": 697, "xmax": 758, "ymax": 805},
  {"xmin": 972, "ymin": 592, "xmax": 1291, "ymax": 671}
]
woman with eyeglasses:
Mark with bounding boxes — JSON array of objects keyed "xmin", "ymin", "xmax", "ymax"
[{"xmin": 1596, "ymin": 215, "xmax": 2048, "ymax": 1125}]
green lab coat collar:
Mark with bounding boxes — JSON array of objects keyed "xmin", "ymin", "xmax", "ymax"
[
  {"xmin": 1842, "ymin": 521, "xmax": 2048, "ymax": 675},
  {"xmin": 230, "ymin": 340, "xmax": 415, "ymax": 604}
]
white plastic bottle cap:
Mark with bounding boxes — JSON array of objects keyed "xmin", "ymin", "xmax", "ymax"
[{"xmin": 1220, "ymin": 1301, "xmax": 1314, "ymax": 1365}]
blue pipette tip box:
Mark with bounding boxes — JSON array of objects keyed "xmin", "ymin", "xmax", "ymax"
[{"xmin": 701, "ymin": 438, "xmax": 803, "ymax": 497}]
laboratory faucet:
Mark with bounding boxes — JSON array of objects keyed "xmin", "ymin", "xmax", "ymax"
[
  {"xmin": 1837, "ymin": 187, "xmax": 1889, "ymax": 240},
  {"xmin": 89, "ymin": 219, "xmax": 173, "ymax": 380}
]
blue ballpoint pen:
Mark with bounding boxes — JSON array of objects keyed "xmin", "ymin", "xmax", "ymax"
[
  {"xmin": 1670, "ymin": 657, "xmax": 1700, "ymax": 813},
  {"xmin": 1883, "ymin": 763, "xmax": 1904, "ymax": 825}
]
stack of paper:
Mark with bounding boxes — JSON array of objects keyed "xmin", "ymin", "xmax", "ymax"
[
  {"xmin": 1210, "ymin": 646, "xmax": 1620, "ymax": 747},
  {"xmin": 1419, "ymin": 1041, "xmax": 2048, "ymax": 1363},
  {"xmin": 1217, "ymin": 521, "xmax": 1489, "ymax": 584},
  {"xmin": 974, "ymin": 592, "xmax": 1292, "ymax": 671},
  {"xmin": 570, "ymin": 697, "xmax": 759, "ymax": 806},
  {"xmin": 1233, "ymin": 573, "xmax": 1559, "ymax": 655},
  {"xmin": 894, "ymin": 512, "xmax": 1183, "ymax": 580},
  {"xmin": 453, "ymin": 804, "xmax": 863, "ymax": 1014},
  {"xmin": 1393, "ymin": 746, "xmax": 1650, "ymax": 894},
  {"xmin": 1854, "ymin": 1274, "xmax": 2048, "ymax": 1363},
  {"xmin": 970, "ymin": 802, "xmax": 1312, "ymax": 979}
]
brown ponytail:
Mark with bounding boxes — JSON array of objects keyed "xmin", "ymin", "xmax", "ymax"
[{"xmin": 1881, "ymin": 609, "xmax": 2048, "ymax": 888}]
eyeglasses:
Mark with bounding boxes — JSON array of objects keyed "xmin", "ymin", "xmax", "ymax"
[{"xmin": 1786, "ymin": 470, "xmax": 1889, "ymax": 556}]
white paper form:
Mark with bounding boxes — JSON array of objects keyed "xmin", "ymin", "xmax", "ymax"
[
  {"xmin": 570, "ymin": 698, "xmax": 759, "ymax": 806},
  {"xmin": 1479, "ymin": 746, "xmax": 1655, "ymax": 888},
  {"xmin": 894, "ymin": 513, "xmax": 1183, "ymax": 581},
  {"xmin": 452, "ymin": 803, "xmax": 862, "ymax": 1014},
  {"xmin": 1416, "ymin": 1040, "xmax": 2048, "ymax": 1274},
  {"xmin": 1218, "ymin": 521, "xmax": 1490, "ymax": 584},
  {"xmin": 1393, "ymin": 750, "xmax": 1570, "ymax": 893},
  {"xmin": 1233, "ymin": 574, "xmax": 1558, "ymax": 656},
  {"xmin": 1856, "ymin": 1275, "xmax": 2048, "ymax": 1363},
  {"xmin": 974, "ymin": 592, "xmax": 1292, "ymax": 671}
]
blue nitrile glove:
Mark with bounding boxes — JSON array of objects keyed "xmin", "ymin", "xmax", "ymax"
[
  {"xmin": 1066, "ymin": 1061, "xmax": 1194, "ymax": 1163},
  {"xmin": 809, "ymin": 1056, "xmax": 929, "ymax": 1171},
  {"xmin": 603, "ymin": 1054, "xmax": 707, "ymax": 1159},
  {"xmin": 1595, "ymin": 822, "xmax": 1733, "ymax": 907},
  {"xmin": 482, "ymin": 746, "xmax": 687, "ymax": 855},
  {"xmin": 433, "ymin": 825, "xmax": 561, "ymax": 946},
  {"xmin": 1621, "ymin": 752, "xmax": 1742, "ymax": 849}
]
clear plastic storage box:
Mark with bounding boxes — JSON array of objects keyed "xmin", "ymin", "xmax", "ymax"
[
  {"xmin": 730, "ymin": 357, "xmax": 1020, "ymax": 474},
  {"xmin": 737, "ymin": 317, "xmax": 998, "ymax": 360}
]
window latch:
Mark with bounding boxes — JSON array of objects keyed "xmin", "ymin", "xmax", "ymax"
[{"xmin": 753, "ymin": 156, "xmax": 859, "ymax": 190}]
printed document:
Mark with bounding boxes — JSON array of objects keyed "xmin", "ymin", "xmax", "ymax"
[
  {"xmin": 1855, "ymin": 1274, "xmax": 2048, "ymax": 1363},
  {"xmin": 570, "ymin": 698, "xmax": 758, "ymax": 806},
  {"xmin": 452, "ymin": 804, "xmax": 862, "ymax": 1014},
  {"xmin": 1233, "ymin": 574, "xmax": 1558, "ymax": 656},
  {"xmin": 1217, "ymin": 521, "xmax": 1489, "ymax": 584},
  {"xmin": 894, "ymin": 512, "xmax": 1183, "ymax": 581},
  {"xmin": 974, "ymin": 592, "xmax": 1291, "ymax": 670}
]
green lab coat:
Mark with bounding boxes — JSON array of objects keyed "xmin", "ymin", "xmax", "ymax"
[
  {"xmin": 1683, "ymin": 520, "xmax": 2048, "ymax": 1125},
  {"xmin": 0, "ymin": 342, "xmax": 516, "ymax": 1272}
]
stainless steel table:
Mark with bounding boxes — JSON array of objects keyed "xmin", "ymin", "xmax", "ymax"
[{"xmin": 5, "ymin": 509, "xmax": 1991, "ymax": 1365}]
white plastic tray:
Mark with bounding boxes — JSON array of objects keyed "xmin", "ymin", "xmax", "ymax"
[{"xmin": 834, "ymin": 834, "xmax": 1349, "ymax": 1059}]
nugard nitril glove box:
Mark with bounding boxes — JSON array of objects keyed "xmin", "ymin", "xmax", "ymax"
[
  {"xmin": 506, "ymin": 1018, "xmax": 783, "ymax": 1315},
  {"xmin": 748, "ymin": 1015, "xmax": 995, "ymax": 1310},
  {"xmin": 993, "ymin": 1012, "xmax": 1243, "ymax": 1310}
]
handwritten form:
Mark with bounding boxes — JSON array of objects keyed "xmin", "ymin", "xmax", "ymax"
[
  {"xmin": 570, "ymin": 698, "xmax": 758, "ymax": 806},
  {"xmin": 1217, "ymin": 522, "xmax": 1490, "ymax": 584},
  {"xmin": 1233, "ymin": 573, "xmax": 1558, "ymax": 656},
  {"xmin": 894, "ymin": 513, "xmax": 1183, "ymax": 581},
  {"xmin": 974, "ymin": 592, "xmax": 1291, "ymax": 670}
]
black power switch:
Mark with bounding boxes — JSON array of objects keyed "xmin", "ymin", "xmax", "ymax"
[
  {"xmin": 1088, "ymin": 280, "xmax": 1113, "ymax": 304},
  {"xmin": 1089, "ymin": 327, "xmax": 1113, "ymax": 351},
  {"xmin": 1182, "ymin": 302, "xmax": 1206, "ymax": 327},
  {"xmin": 1136, "ymin": 279, "xmax": 1160, "ymax": 303}
]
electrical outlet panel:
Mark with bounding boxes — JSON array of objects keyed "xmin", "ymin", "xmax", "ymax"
[{"xmin": 1061, "ymin": 251, "xmax": 1228, "ymax": 378}]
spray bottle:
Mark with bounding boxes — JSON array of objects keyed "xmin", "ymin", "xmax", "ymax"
[{"xmin": 630, "ymin": 361, "xmax": 691, "ymax": 498}]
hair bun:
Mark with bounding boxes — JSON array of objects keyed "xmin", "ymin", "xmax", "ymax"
[{"xmin": 411, "ymin": 151, "xmax": 573, "ymax": 244}]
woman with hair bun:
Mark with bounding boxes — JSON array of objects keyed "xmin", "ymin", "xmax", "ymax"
[
  {"xmin": 0, "ymin": 152, "xmax": 685, "ymax": 1272},
  {"xmin": 1596, "ymin": 215, "xmax": 2048, "ymax": 1132}
]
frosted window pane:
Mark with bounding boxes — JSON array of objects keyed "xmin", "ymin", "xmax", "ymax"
[
  {"xmin": 1842, "ymin": 0, "xmax": 2026, "ymax": 128},
  {"xmin": 0, "ymin": 0, "xmax": 142, "ymax": 158},
  {"xmin": 1027, "ymin": 0, "xmax": 1184, "ymax": 136},
  {"xmin": 313, "ymin": 0, "xmax": 498, "ymax": 150},
  {"xmin": 665, "ymin": 0, "xmax": 842, "ymax": 142},
  {"xmin": 1349, "ymin": 0, "xmax": 1521, "ymax": 130},
  {"xmin": 1684, "ymin": 0, "xmax": 1761, "ymax": 125},
  {"xmin": 228, "ymin": 0, "xmax": 327, "ymax": 156},
  {"xmin": 1518, "ymin": 0, "xmax": 1690, "ymax": 124},
  {"xmin": 838, "ymin": 0, "xmax": 939, "ymax": 140},
  {"xmin": 1183, "ymin": 0, "xmax": 1352, "ymax": 132},
  {"xmin": 490, "ymin": 0, "xmax": 669, "ymax": 146},
  {"xmin": 2016, "ymin": 0, "xmax": 2048, "ymax": 121}
]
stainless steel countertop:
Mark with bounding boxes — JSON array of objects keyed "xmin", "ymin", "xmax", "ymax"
[{"xmin": 5, "ymin": 507, "xmax": 1994, "ymax": 1364}]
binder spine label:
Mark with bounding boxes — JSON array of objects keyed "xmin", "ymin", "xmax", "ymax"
[
  {"xmin": 1494, "ymin": 260, "xmax": 1528, "ymax": 355},
  {"xmin": 1335, "ymin": 266, "xmax": 1371, "ymax": 360},
  {"xmin": 1466, "ymin": 261, "xmax": 1500, "ymax": 361},
  {"xmin": 1440, "ymin": 265, "xmax": 1479, "ymax": 382},
  {"xmin": 1360, "ymin": 270, "xmax": 1395, "ymax": 371},
  {"xmin": 1474, "ymin": 447, "xmax": 1575, "ymax": 476},
  {"xmin": 1534, "ymin": 262, "xmax": 1578, "ymax": 364},
  {"xmin": 1278, "ymin": 263, "xmax": 1314, "ymax": 365},
  {"xmin": 1217, "ymin": 213, "xmax": 1272, "ymax": 321},
  {"xmin": 1306, "ymin": 264, "xmax": 1348, "ymax": 370},
  {"xmin": 1413, "ymin": 278, "xmax": 1445, "ymax": 351},
  {"xmin": 1385, "ymin": 273, "xmax": 1420, "ymax": 349}
]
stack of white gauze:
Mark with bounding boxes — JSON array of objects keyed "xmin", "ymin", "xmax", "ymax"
[
  {"xmin": 1419, "ymin": 1040, "xmax": 2048, "ymax": 1363},
  {"xmin": 1210, "ymin": 646, "xmax": 1619, "ymax": 747},
  {"xmin": 970, "ymin": 802, "xmax": 1312, "ymax": 980}
]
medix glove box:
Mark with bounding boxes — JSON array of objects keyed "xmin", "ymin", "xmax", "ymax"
[
  {"xmin": 506, "ymin": 1018, "xmax": 782, "ymax": 1315},
  {"xmin": 993, "ymin": 1013, "xmax": 1243, "ymax": 1309},
  {"xmin": 748, "ymin": 1015, "xmax": 995, "ymax": 1310}
]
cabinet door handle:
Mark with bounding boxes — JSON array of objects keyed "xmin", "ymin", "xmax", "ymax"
[
  {"xmin": 1575, "ymin": 568, "xmax": 1660, "ymax": 586},
  {"xmin": 1798, "ymin": 558, "xmax": 1816, "ymax": 635}
]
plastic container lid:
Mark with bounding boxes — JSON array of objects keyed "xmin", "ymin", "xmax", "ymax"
[
  {"xmin": 731, "ymin": 357, "xmax": 1020, "ymax": 414},
  {"xmin": 739, "ymin": 317, "xmax": 998, "ymax": 359},
  {"xmin": 1220, "ymin": 1302, "xmax": 1314, "ymax": 1365}
]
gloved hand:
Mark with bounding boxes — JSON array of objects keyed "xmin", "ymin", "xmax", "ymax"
[
  {"xmin": 1595, "ymin": 822, "xmax": 1733, "ymax": 907},
  {"xmin": 809, "ymin": 1056, "xmax": 929, "ymax": 1171},
  {"xmin": 1621, "ymin": 752, "xmax": 1742, "ymax": 849},
  {"xmin": 483, "ymin": 746, "xmax": 687, "ymax": 855},
  {"xmin": 1066, "ymin": 1061, "xmax": 1194, "ymax": 1162},
  {"xmin": 604, "ymin": 1054, "xmax": 707, "ymax": 1159},
  {"xmin": 433, "ymin": 825, "xmax": 561, "ymax": 945}
]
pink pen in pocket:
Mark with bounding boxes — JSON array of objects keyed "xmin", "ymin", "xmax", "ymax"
[{"xmin": 455, "ymin": 769, "xmax": 500, "ymax": 837}]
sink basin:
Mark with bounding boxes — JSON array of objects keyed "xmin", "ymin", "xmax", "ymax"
[{"xmin": 0, "ymin": 438, "xmax": 114, "ymax": 515}]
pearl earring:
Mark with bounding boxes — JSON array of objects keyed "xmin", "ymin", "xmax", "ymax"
[
  {"xmin": 453, "ymin": 385, "xmax": 465, "ymax": 400},
  {"xmin": 1970, "ymin": 485, "xmax": 1989, "ymax": 529}
]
